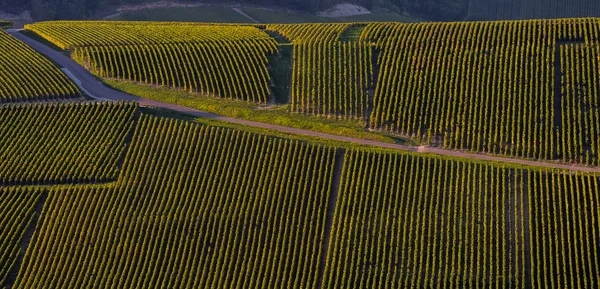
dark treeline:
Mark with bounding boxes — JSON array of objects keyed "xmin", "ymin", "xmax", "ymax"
[{"xmin": 0, "ymin": 0, "xmax": 468, "ymax": 21}]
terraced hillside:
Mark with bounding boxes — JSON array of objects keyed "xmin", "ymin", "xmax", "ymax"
[{"xmin": 325, "ymin": 150, "xmax": 600, "ymax": 288}]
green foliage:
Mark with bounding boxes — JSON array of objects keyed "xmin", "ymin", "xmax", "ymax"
[
  {"xmin": 324, "ymin": 149, "xmax": 600, "ymax": 287},
  {"xmin": 30, "ymin": 21, "xmax": 278, "ymax": 103},
  {"xmin": 2, "ymin": 103, "xmax": 600, "ymax": 287},
  {"xmin": 28, "ymin": 19, "xmax": 600, "ymax": 166},
  {"xmin": 292, "ymin": 41, "xmax": 373, "ymax": 119},
  {"xmin": 366, "ymin": 19, "xmax": 600, "ymax": 165},
  {"xmin": 266, "ymin": 23, "xmax": 353, "ymax": 43},
  {"xmin": 104, "ymin": 78, "xmax": 402, "ymax": 144},
  {"xmin": 26, "ymin": 21, "xmax": 275, "ymax": 50},
  {"xmin": 13, "ymin": 115, "xmax": 339, "ymax": 289},
  {"xmin": 0, "ymin": 102, "xmax": 137, "ymax": 185},
  {"xmin": 74, "ymin": 42, "xmax": 275, "ymax": 103},
  {"xmin": 0, "ymin": 188, "xmax": 44, "ymax": 288},
  {"xmin": 0, "ymin": 29, "xmax": 79, "ymax": 102}
]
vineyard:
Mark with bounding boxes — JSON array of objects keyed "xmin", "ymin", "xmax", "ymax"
[
  {"xmin": 0, "ymin": 102, "xmax": 137, "ymax": 185},
  {"xmin": 25, "ymin": 21, "xmax": 274, "ymax": 49},
  {"xmin": 72, "ymin": 42, "xmax": 275, "ymax": 102},
  {"xmin": 291, "ymin": 41, "xmax": 373, "ymax": 119},
  {"xmin": 0, "ymin": 29, "xmax": 79, "ymax": 102},
  {"xmin": 0, "ymin": 100, "xmax": 597, "ymax": 287},
  {"xmin": 28, "ymin": 21, "xmax": 278, "ymax": 103},
  {"xmin": 324, "ymin": 149, "xmax": 600, "ymax": 288},
  {"xmin": 11, "ymin": 115, "xmax": 340, "ymax": 289},
  {"xmin": 0, "ymin": 188, "xmax": 44, "ymax": 288},
  {"xmin": 1, "ymin": 12, "xmax": 600, "ymax": 289},
  {"xmin": 0, "ymin": 21, "xmax": 11, "ymax": 28},
  {"xmin": 365, "ymin": 19, "xmax": 600, "ymax": 165},
  {"xmin": 24, "ymin": 19, "xmax": 600, "ymax": 165},
  {"xmin": 266, "ymin": 23, "xmax": 354, "ymax": 43}
]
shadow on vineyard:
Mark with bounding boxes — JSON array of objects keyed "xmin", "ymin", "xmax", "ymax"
[
  {"xmin": 115, "ymin": 108, "xmax": 142, "ymax": 169},
  {"xmin": 265, "ymin": 31, "xmax": 293, "ymax": 104},
  {"xmin": 365, "ymin": 48, "xmax": 381, "ymax": 130},
  {"xmin": 316, "ymin": 148, "xmax": 345, "ymax": 289},
  {"xmin": 339, "ymin": 24, "xmax": 367, "ymax": 42},
  {"xmin": 3, "ymin": 191, "xmax": 47, "ymax": 288},
  {"xmin": 556, "ymin": 38, "xmax": 586, "ymax": 126}
]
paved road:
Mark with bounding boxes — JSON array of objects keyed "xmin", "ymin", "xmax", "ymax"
[
  {"xmin": 8, "ymin": 28, "xmax": 600, "ymax": 173},
  {"xmin": 232, "ymin": 8, "xmax": 261, "ymax": 23}
]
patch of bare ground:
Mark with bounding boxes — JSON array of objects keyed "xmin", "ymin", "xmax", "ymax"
[{"xmin": 316, "ymin": 148, "xmax": 345, "ymax": 289}]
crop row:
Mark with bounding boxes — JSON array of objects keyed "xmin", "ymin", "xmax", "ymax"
[
  {"xmin": 12, "ymin": 115, "xmax": 338, "ymax": 289},
  {"xmin": 0, "ymin": 188, "xmax": 43, "ymax": 287},
  {"xmin": 291, "ymin": 41, "xmax": 373, "ymax": 118},
  {"xmin": 324, "ymin": 150, "xmax": 600, "ymax": 288},
  {"xmin": 368, "ymin": 19, "xmax": 600, "ymax": 165},
  {"xmin": 26, "ymin": 21, "xmax": 275, "ymax": 50},
  {"xmin": 27, "ymin": 22, "xmax": 279, "ymax": 103},
  {"xmin": 21, "ymin": 19, "xmax": 600, "ymax": 164},
  {"xmin": 3, "ymin": 104, "xmax": 600, "ymax": 288},
  {"xmin": 0, "ymin": 102, "xmax": 137, "ymax": 185},
  {"xmin": 73, "ymin": 41, "xmax": 276, "ymax": 103},
  {"xmin": 0, "ymin": 30, "xmax": 79, "ymax": 102},
  {"xmin": 266, "ymin": 23, "xmax": 353, "ymax": 43}
]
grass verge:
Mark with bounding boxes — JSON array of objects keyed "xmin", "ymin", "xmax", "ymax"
[
  {"xmin": 105, "ymin": 78, "xmax": 409, "ymax": 145},
  {"xmin": 141, "ymin": 106, "xmax": 580, "ymax": 173},
  {"xmin": 141, "ymin": 106, "xmax": 385, "ymax": 149}
]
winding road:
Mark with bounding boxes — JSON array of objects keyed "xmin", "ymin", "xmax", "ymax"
[{"xmin": 8, "ymin": 28, "xmax": 600, "ymax": 173}]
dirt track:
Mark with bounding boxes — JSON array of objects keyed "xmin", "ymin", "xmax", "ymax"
[{"xmin": 8, "ymin": 28, "xmax": 600, "ymax": 173}]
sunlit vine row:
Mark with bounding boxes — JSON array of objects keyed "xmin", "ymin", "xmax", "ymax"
[
  {"xmin": 0, "ymin": 30, "xmax": 79, "ymax": 102},
  {"xmin": 291, "ymin": 41, "xmax": 373, "ymax": 118},
  {"xmin": 73, "ymin": 41, "xmax": 276, "ymax": 103},
  {"xmin": 26, "ymin": 21, "xmax": 276, "ymax": 50},
  {"xmin": 324, "ymin": 149, "xmax": 600, "ymax": 288},
  {"xmin": 0, "ymin": 102, "xmax": 137, "ymax": 185},
  {"xmin": 365, "ymin": 18, "xmax": 600, "ymax": 165},
  {"xmin": 266, "ymin": 23, "xmax": 353, "ymax": 43},
  {"xmin": 12, "ymin": 115, "xmax": 338, "ymax": 289}
]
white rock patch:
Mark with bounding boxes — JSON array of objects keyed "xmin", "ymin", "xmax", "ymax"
[{"xmin": 317, "ymin": 3, "xmax": 371, "ymax": 18}]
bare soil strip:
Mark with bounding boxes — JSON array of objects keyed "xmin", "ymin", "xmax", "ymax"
[
  {"xmin": 316, "ymin": 148, "xmax": 345, "ymax": 289},
  {"xmin": 4, "ymin": 192, "xmax": 48, "ymax": 288}
]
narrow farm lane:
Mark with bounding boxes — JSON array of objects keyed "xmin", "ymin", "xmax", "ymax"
[{"xmin": 8, "ymin": 28, "xmax": 600, "ymax": 173}]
